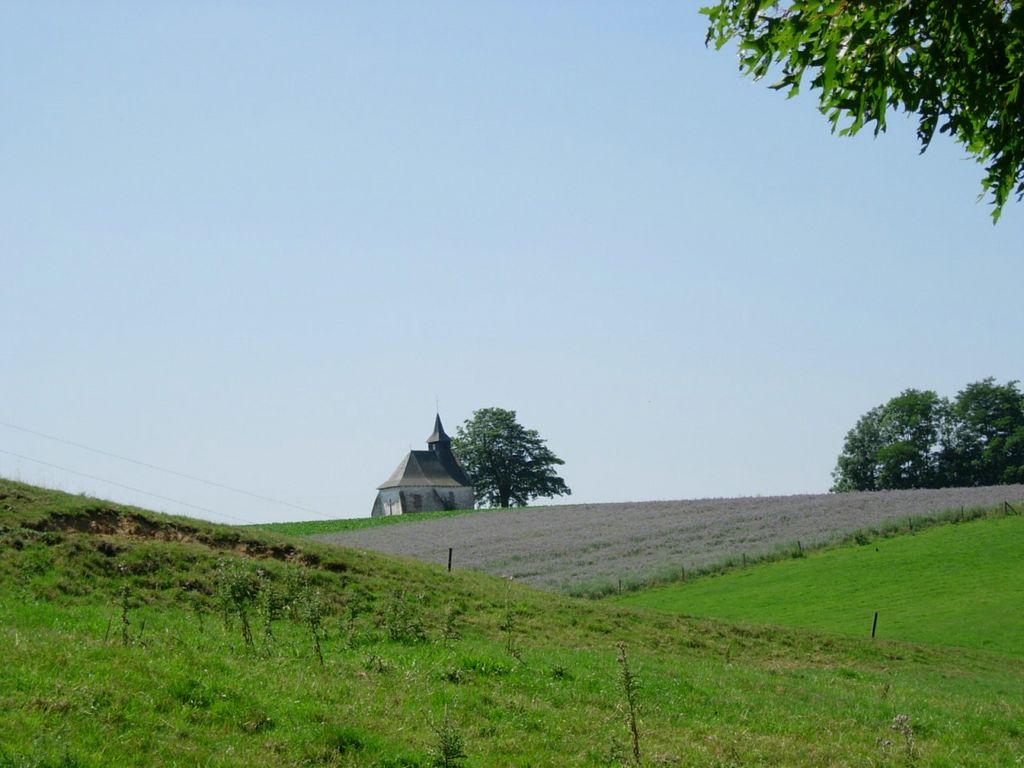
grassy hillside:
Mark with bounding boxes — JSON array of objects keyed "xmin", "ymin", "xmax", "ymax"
[
  {"xmin": 616, "ymin": 514, "xmax": 1024, "ymax": 657},
  {"xmin": 253, "ymin": 506, "xmax": 483, "ymax": 536},
  {"xmin": 2, "ymin": 478, "xmax": 1023, "ymax": 767}
]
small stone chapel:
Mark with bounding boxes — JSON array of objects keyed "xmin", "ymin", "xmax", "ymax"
[{"xmin": 370, "ymin": 414, "xmax": 475, "ymax": 517}]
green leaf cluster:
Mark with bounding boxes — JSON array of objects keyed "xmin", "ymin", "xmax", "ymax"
[
  {"xmin": 452, "ymin": 407, "xmax": 571, "ymax": 508},
  {"xmin": 704, "ymin": 1, "xmax": 1024, "ymax": 220},
  {"xmin": 832, "ymin": 378, "xmax": 1024, "ymax": 491}
]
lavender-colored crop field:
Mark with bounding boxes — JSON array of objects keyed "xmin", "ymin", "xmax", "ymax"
[{"xmin": 316, "ymin": 485, "xmax": 1024, "ymax": 593}]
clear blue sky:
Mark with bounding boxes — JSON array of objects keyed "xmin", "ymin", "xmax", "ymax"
[{"xmin": 2, "ymin": 2, "xmax": 1021, "ymax": 524}]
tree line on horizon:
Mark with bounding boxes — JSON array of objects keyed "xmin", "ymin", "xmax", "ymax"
[{"xmin": 833, "ymin": 378, "xmax": 1024, "ymax": 492}]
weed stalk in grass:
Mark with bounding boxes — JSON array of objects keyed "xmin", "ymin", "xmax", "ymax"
[
  {"xmin": 884, "ymin": 713, "xmax": 916, "ymax": 765},
  {"xmin": 256, "ymin": 569, "xmax": 285, "ymax": 651},
  {"xmin": 337, "ymin": 596, "xmax": 363, "ymax": 649},
  {"xmin": 429, "ymin": 704, "xmax": 466, "ymax": 768},
  {"xmin": 119, "ymin": 583, "xmax": 131, "ymax": 647},
  {"xmin": 301, "ymin": 587, "xmax": 326, "ymax": 667},
  {"xmin": 501, "ymin": 578, "xmax": 519, "ymax": 659},
  {"xmin": 186, "ymin": 590, "xmax": 206, "ymax": 639},
  {"xmin": 616, "ymin": 642, "xmax": 642, "ymax": 768},
  {"xmin": 441, "ymin": 603, "xmax": 462, "ymax": 648},
  {"xmin": 894, "ymin": 714, "xmax": 916, "ymax": 760},
  {"xmin": 283, "ymin": 567, "xmax": 308, "ymax": 623}
]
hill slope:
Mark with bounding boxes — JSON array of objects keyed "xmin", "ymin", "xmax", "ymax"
[
  {"xmin": 616, "ymin": 514, "xmax": 1024, "ymax": 657},
  {"xmin": 310, "ymin": 485, "xmax": 1024, "ymax": 594},
  {"xmin": 2, "ymin": 478, "xmax": 1023, "ymax": 767}
]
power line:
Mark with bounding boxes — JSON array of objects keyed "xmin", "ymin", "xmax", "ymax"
[
  {"xmin": 0, "ymin": 420, "xmax": 331, "ymax": 519},
  {"xmin": 0, "ymin": 447, "xmax": 259, "ymax": 525}
]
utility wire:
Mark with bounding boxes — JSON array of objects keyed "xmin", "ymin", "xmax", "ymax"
[
  {"xmin": 0, "ymin": 420, "xmax": 330, "ymax": 519},
  {"xmin": 0, "ymin": 447, "xmax": 260, "ymax": 525}
]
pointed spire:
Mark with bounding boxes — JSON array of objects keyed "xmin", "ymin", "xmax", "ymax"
[{"xmin": 426, "ymin": 413, "xmax": 450, "ymax": 445}]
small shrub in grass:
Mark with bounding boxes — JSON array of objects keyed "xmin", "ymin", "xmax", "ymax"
[
  {"xmin": 215, "ymin": 559, "xmax": 259, "ymax": 648},
  {"xmin": 185, "ymin": 588, "xmax": 206, "ymax": 639},
  {"xmin": 300, "ymin": 586, "xmax": 327, "ymax": 667},
  {"xmin": 363, "ymin": 653, "xmax": 392, "ymax": 674},
  {"xmin": 106, "ymin": 580, "xmax": 144, "ymax": 647},
  {"xmin": 118, "ymin": 583, "xmax": 132, "ymax": 646},
  {"xmin": 549, "ymin": 664, "xmax": 572, "ymax": 681},
  {"xmin": 441, "ymin": 603, "xmax": 462, "ymax": 648},
  {"xmin": 429, "ymin": 705, "xmax": 466, "ymax": 768},
  {"xmin": 438, "ymin": 666, "xmax": 464, "ymax": 684},
  {"xmin": 338, "ymin": 589, "xmax": 371, "ymax": 648},
  {"xmin": 384, "ymin": 590, "xmax": 426, "ymax": 644},
  {"xmin": 256, "ymin": 569, "xmax": 285, "ymax": 649}
]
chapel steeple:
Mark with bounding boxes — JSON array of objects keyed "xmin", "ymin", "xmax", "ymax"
[
  {"xmin": 426, "ymin": 413, "xmax": 450, "ymax": 449},
  {"xmin": 426, "ymin": 413, "xmax": 471, "ymax": 487}
]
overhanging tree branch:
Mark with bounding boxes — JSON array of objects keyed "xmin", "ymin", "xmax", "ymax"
[{"xmin": 704, "ymin": 0, "xmax": 1024, "ymax": 221}]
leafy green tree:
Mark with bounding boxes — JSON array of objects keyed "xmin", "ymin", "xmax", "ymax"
[
  {"xmin": 452, "ymin": 408, "xmax": 571, "ymax": 508},
  {"xmin": 833, "ymin": 379, "xmax": 1024, "ymax": 491},
  {"xmin": 953, "ymin": 378, "xmax": 1024, "ymax": 485},
  {"xmin": 831, "ymin": 405, "xmax": 885, "ymax": 492},
  {"xmin": 703, "ymin": 1, "xmax": 1024, "ymax": 220},
  {"xmin": 832, "ymin": 389, "xmax": 952, "ymax": 491},
  {"xmin": 875, "ymin": 389, "xmax": 951, "ymax": 490}
]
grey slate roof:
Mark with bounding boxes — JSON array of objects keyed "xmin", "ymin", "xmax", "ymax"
[
  {"xmin": 377, "ymin": 450, "xmax": 469, "ymax": 489},
  {"xmin": 377, "ymin": 414, "xmax": 473, "ymax": 490},
  {"xmin": 426, "ymin": 413, "xmax": 450, "ymax": 444}
]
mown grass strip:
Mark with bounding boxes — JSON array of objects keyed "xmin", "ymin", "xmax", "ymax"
[{"xmin": 616, "ymin": 513, "xmax": 1024, "ymax": 657}]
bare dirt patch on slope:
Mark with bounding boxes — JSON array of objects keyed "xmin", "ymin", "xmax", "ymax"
[{"xmin": 26, "ymin": 508, "xmax": 344, "ymax": 571}]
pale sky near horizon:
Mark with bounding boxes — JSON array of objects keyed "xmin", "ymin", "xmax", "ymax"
[{"xmin": 2, "ymin": 2, "xmax": 1022, "ymax": 525}]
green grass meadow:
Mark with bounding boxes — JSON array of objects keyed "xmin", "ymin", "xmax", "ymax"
[
  {"xmin": 2, "ymin": 478, "xmax": 1023, "ymax": 766},
  {"xmin": 251, "ymin": 506, "xmax": 484, "ymax": 537},
  {"xmin": 616, "ymin": 514, "xmax": 1024, "ymax": 657}
]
